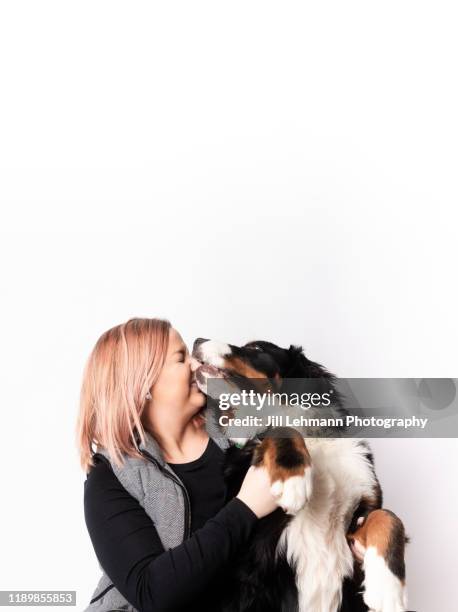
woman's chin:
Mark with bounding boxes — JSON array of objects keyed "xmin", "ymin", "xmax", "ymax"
[
  {"xmin": 190, "ymin": 381, "xmax": 204, "ymax": 395},
  {"xmin": 191, "ymin": 405, "xmax": 207, "ymax": 428},
  {"xmin": 188, "ymin": 389, "xmax": 206, "ymax": 412}
]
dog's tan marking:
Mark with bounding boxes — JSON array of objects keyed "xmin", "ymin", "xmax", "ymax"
[
  {"xmin": 348, "ymin": 509, "xmax": 407, "ymax": 585},
  {"xmin": 221, "ymin": 356, "xmax": 278, "ymax": 393},
  {"xmin": 254, "ymin": 430, "xmax": 312, "ymax": 482},
  {"xmin": 222, "ymin": 356, "xmax": 269, "ymax": 379}
]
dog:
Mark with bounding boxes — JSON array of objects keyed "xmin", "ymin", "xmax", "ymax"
[{"xmin": 192, "ymin": 337, "xmax": 409, "ymax": 612}]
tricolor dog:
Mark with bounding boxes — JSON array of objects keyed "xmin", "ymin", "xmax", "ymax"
[{"xmin": 192, "ymin": 337, "xmax": 409, "ymax": 612}]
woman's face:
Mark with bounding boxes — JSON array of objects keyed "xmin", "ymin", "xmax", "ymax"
[{"xmin": 144, "ymin": 327, "xmax": 206, "ymax": 432}]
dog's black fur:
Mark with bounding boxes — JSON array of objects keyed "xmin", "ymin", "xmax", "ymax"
[
  {"xmin": 218, "ymin": 443, "xmax": 370, "ymax": 612},
  {"xmin": 197, "ymin": 340, "xmax": 370, "ymax": 612}
]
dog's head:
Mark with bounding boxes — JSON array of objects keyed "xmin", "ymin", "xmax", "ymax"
[{"xmin": 192, "ymin": 337, "xmax": 345, "ymax": 416}]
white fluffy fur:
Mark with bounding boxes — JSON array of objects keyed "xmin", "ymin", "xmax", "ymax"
[
  {"xmin": 277, "ymin": 438, "xmax": 379, "ymax": 612},
  {"xmin": 271, "ymin": 467, "xmax": 313, "ymax": 514},
  {"xmin": 363, "ymin": 547, "xmax": 408, "ymax": 612},
  {"xmin": 198, "ymin": 340, "xmax": 231, "ymax": 368}
]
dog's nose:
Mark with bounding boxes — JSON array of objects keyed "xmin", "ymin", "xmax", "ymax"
[{"xmin": 192, "ymin": 337, "xmax": 208, "ymax": 353}]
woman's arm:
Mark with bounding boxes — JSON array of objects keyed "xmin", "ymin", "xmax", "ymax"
[{"xmin": 84, "ymin": 458, "xmax": 257, "ymax": 612}]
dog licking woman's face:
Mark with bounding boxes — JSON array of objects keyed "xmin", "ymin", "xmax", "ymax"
[{"xmin": 142, "ymin": 328, "xmax": 207, "ymax": 433}]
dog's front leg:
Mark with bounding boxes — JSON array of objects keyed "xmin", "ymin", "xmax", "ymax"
[{"xmin": 252, "ymin": 427, "xmax": 312, "ymax": 515}]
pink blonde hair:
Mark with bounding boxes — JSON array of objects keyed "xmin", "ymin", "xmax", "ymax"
[{"xmin": 76, "ymin": 317, "xmax": 171, "ymax": 472}]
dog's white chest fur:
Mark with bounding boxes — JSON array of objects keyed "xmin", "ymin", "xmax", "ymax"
[{"xmin": 276, "ymin": 438, "xmax": 377, "ymax": 612}]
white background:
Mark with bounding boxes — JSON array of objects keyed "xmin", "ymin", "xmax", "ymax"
[{"xmin": 1, "ymin": 2, "xmax": 457, "ymax": 611}]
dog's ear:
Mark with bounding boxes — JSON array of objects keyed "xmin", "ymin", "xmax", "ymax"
[
  {"xmin": 281, "ymin": 345, "xmax": 346, "ymax": 413},
  {"xmin": 285, "ymin": 345, "xmax": 334, "ymax": 379},
  {"xmin": 285, "ymin": 344, "xmax": 311, "ymax": 377}
]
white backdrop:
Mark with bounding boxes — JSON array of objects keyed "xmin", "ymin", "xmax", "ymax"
[{"xmin": 1, "ymin": 2, "xmax": 457, "ymax": 612}]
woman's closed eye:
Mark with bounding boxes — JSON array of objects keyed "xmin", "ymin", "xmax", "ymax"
[{"xmin": 176, "ymin": 349, "xmax": 188, "ymax": 362}]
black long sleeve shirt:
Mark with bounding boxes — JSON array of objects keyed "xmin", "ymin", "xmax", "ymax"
[{"xmin": 84, "ymin": 438, "xmax": 258, "ymax": 612}]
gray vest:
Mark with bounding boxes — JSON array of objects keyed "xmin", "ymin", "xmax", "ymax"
[{"xmin": 83, "ymin": 415, "xmax": 230, "ymax": 612}]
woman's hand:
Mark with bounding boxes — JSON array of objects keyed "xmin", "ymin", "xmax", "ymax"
[{"xmin": 236, "ymin": 465, "xmax": 279, "ymax": 519}]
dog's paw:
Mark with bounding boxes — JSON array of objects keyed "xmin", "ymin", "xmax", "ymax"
[
  {"xmin": 270, "ymin": 466, "xmax": 313, "ymax": 514},
  {"xmin": 362, "ymin": 547, "xmax": 408, "ymax": 612}
]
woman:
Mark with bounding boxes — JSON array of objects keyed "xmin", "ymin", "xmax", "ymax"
[{"xmin": 77, "ymin": 318, "xmax": 278, "ymax": 612}]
